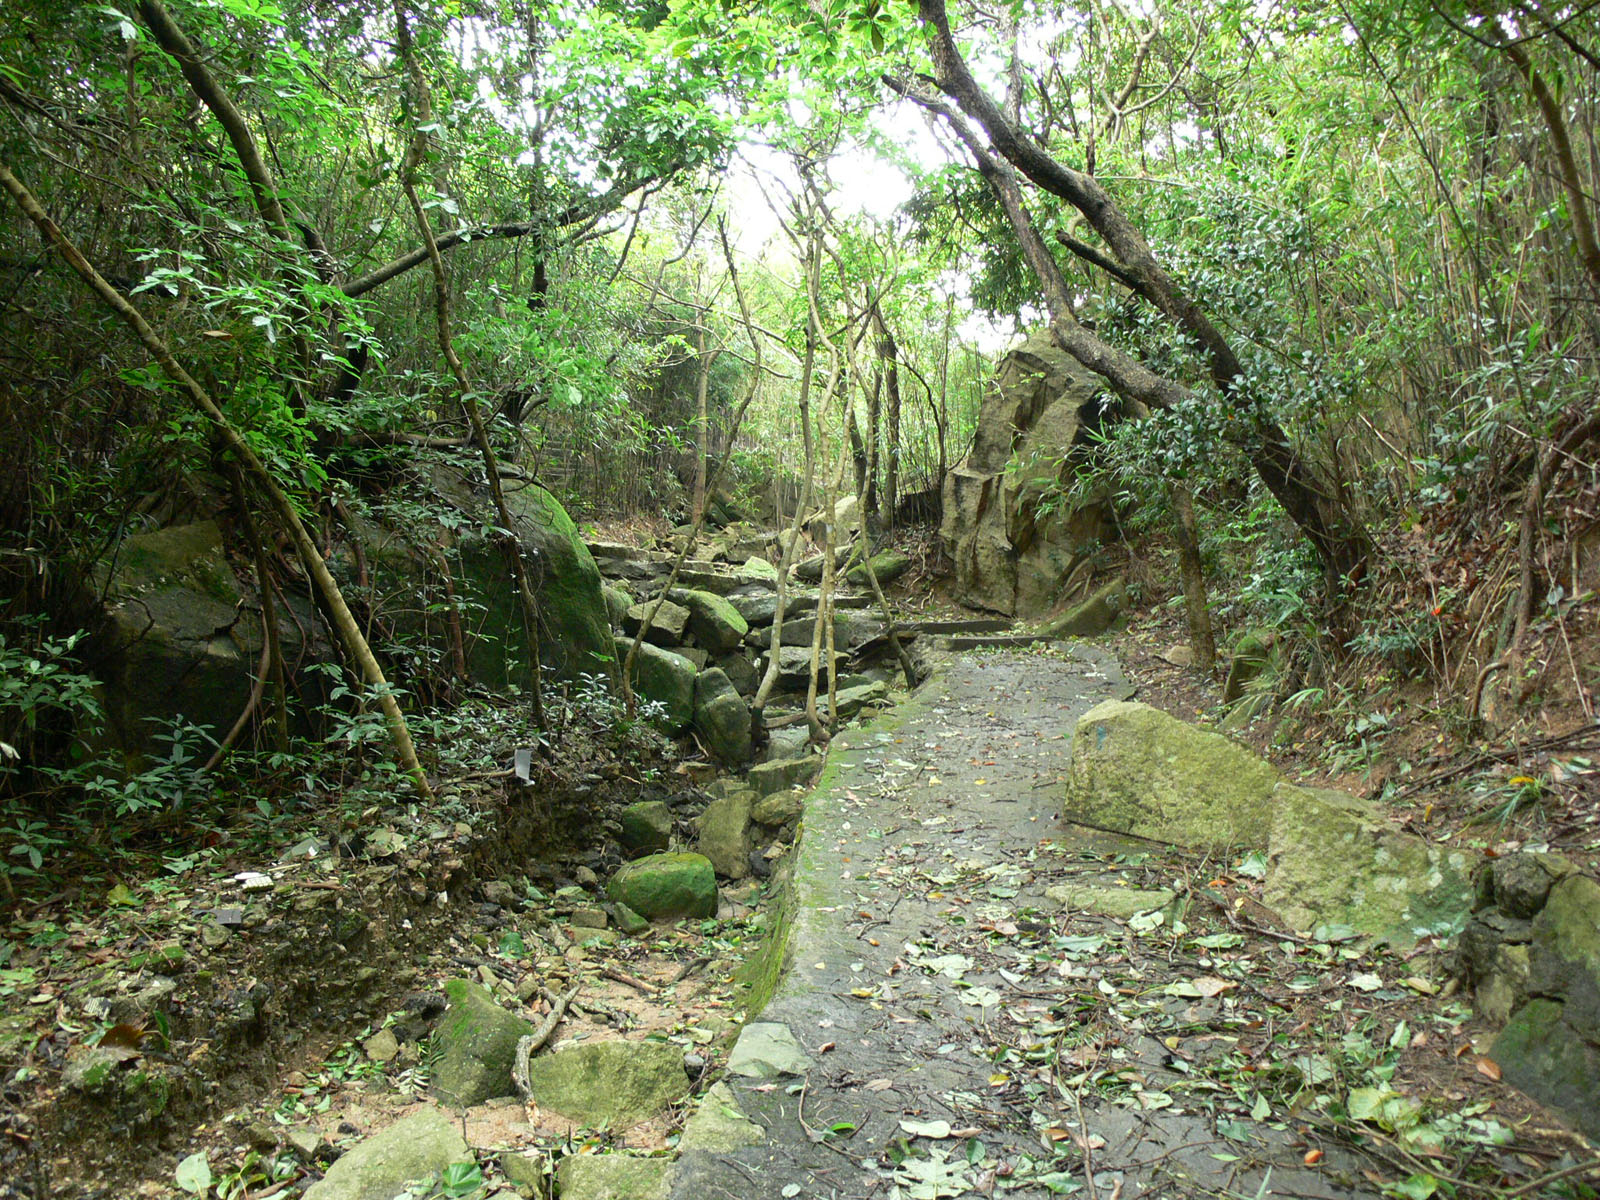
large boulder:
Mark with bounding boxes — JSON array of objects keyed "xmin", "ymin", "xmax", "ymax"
[
  {"xmin": 606, "ymin": 852, "xmax": 717, "ymax": 920},
  {"xmin": 669, "ymin": 588, "xmax": 749, "ymax": 653},
  {"xmin": 693, "ymin": 669, "xmax": 752, "ymax": 765},
  {"xmin": 1466, "ymin": 863, "xmax": 1600, "ymax": 1139},
  {"xmin": 428, "ymin": 467, "xmax": 614, "ymax": 683},
  {"xmin": 940, "ymin": 329, "xmax": 1111, "ymax": 617},
  {"xmin": 1264, "ymin": 785, "xmax": 1474, "ymax": 944},
  {"xmin": 696, "ymin": 789, "xmax": 754, "ymax": 880},
  {"xmin": 85, "ymin": 521, "xmax": 298, "ymax": 755},
  {"xmin": 1063, "ymin": 700, "xmax": 1280, "ymax": 851},
  {"xmin": 616, "ymin": 638, "xmax": 697, "ymax": 735},
  {"xmin": 522, "ymin": 1040, "xmax": 691, "ymax": 1130},
  {"xmin": 303, "ymin": 1108, "xmax": 470, "ymax": 1200},
  {"xmin": 430, "ymin": 980, "xmax": 534, "ymax": 1107}
]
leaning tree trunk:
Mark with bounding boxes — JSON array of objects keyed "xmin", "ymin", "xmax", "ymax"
[{"xmin": 0, "ymin": 160, "xmax": 434, "ymax": 800}]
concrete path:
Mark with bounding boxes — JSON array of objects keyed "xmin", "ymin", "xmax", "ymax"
[{"xmin": 668, "ymin": 646, "xmax": 1375, "ymax": 1200}]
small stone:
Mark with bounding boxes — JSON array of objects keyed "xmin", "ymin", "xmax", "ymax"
[
  {"xmin": 501, "ymin": 1150, "xmax": 545, "ymax": 1187},
  {"xmin": 570, "ymin": 907, "xmax": 608, "ymax": 929},
  {"xmin": 516, "ymin": 975, "xmax": 541, "ymax": 1003},
  {"xmin": 201, "ymin": 923, "xmax": 231, "ymax": 950},
  {"xmin": 613, "ymin": 904, "xmax": 650, "ymax": 936},
  {"xmin": 286, "ymin": 1126, "xmax": 324, "ymax": 1162},
  {"xmin": 573, "ymin": 866, "xmax": 599, "ymax": 888},
  {"xmin": 363, "ymin": 1028, "xmax": 400, "ymax": 1063},
  {"xmin": 482, "ymin": 881, "xmax": 515, "ymax": 906},
  {"xmin": 683, "ymin": 1052, "xmax": 706, "ymax": 1073},
  {"xmin": 211, "ymin": 907, "xmax": 245, "ymax": 928},
  {"xmin": 726, "ymin": 1022, "xmax": 812, "ymax": 1078},
  {"xmin": 1159, "ymin": 645, "xmax": 1195, "ymax": 667}
]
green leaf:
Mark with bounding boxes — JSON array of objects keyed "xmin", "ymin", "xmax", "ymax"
[{"xmin": 175, "ymin": 1151, "xmax": 212, "ymax": 1195}]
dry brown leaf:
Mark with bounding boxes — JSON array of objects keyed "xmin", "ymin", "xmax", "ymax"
[
  {"xmin": 1304, "ymin": 1149, "xmax": 1324, "ymax": 1166},
  {"xmin": 1476, "ymin": 1057, "xmax": 1503, "ymax": 1081},
  {"xmin": 864, "ymin": 1078, "xmax": 894, "ymax": 1092}
]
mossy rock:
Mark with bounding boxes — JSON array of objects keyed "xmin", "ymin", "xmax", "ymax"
[
  {"xmin": 845, "ymin": 548, "xmax": 911, "ymax": 587},
  {"xmin": 617, "ymin": 638, "xmax": 697, "ymax": 735},
  {"xmin": 693, "ymin": 668, "xmax": 753, "ymax": 765},
  {"xmin": 618, "ymin": 800, "xmax": 673, "ymax": 854},
  {"xmin": 430, "ymin": 979, "xmax": 534, "ymax": 1107},
  {"xmin": 606, "ymin": 852, "xmax": 717, "ymax": 920},
  {"xmin": 1491, "ymin": 998, "xmax": 1600, "ymax": 1140},
  {"xmin": 304, "ymin": 1108, "xmax": 471, "ymax": 1200},
  {"xmin": 1044, "ymin": 579, "xmax": 1128, "ymax": 638},
  {"xmin": 1064, "ymin": 699, "xmax": 1279, "ymax": 851},
  {"xmin": 521, "ymin": 1039, "xmax": 690, "ymax": 1130},
  {"xmin": 554, "ymin": 1154, "xmax": 671, "ymax": 1200},
  {"xmin": 696, "ymin": 789, "xmax": 754, "ymax": 880},
  {"xmin": 669, "ymin": 587, "xmax": 750, "ymax": 653}
]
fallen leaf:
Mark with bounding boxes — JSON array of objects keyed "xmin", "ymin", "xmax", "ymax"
[
  {"xmin": 864, "ymin": 1078, "xmax": 895, "ymax": 1092},
  {"xmin": 899, "ymin": 1118, "xmax": 953, "ymax": 1139},
  {"xmin": 1348, "ymin": 972, "xmax": 1383, "ymax": 992},
  {"xmin": 1304, "ymin": 1149, "xmax": 1324, "ymax": 1166},
  {"xmin": 1193, "ymin": 976, "xmax": 1236, "ymax": 998},
  {"xmin": 1476, "ymin": 1057, "xmax": 1502, "ymax": 1082}
]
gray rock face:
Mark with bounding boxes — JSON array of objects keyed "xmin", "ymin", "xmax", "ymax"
[
  {"xmin": 430, "ymin": 980, "xmax": 534, "ymax": 1107},
  {"xmin": 824, "ymin": 681, "xmax": 890, "ymax": 721},
  {"xmin": 939, "ymin": 329, "xmax": 1110, "ymax": 617},
  {"xmin": 1264, "ymin": 784, "xmax": 1474, "ymax": 945},
  {"xmin": 693, "ymin": 669, "xmax": 752, "ymax": 765},
  {"xmin": 696, "ymin": 790, "xmax": 754, "ymax": 880},
  {"xmin": 606, "ymin": 852, "xmax": 718, "ymax": 920},
  {"xmin": 521, "ymin": 1040, "xmax": 690, "ymax": 1129},
  {"xmin": 303, "ymin": 1108, "xmax": 469, "ymax": 1200},
  {"xmin": 618, "ymin": 800, "xmax": 673, "ymax": 854},
  {"xmin": 602, "ymin": 584, "xmax": 635, "ymax": 628},
  {"xmin": 624, "ymin": 599, "xmax": 692, "ymax": 646},
  {"xmin": 1064, "ymin": 700, "xmax": 1280, "ymax": 851},
  {"xmin": 617, "ymin": 638, "xmax": 697, "ymax": 735}
]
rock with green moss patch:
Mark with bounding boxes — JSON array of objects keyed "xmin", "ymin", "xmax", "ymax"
[
  {"xmin": 1529, "ymin": 874, "xmax": 1600, "ymax": 1041},
  {"xmin": 693, "ymin": 669, "xmax": 752, "ymax": 765},
  {"xmin": 1044, "ymin": 579, "xmax": 1128, "ymax": 638},
  {"xmin": 696, "ymin": 789, "xmax": 754, "ymax": 880},
  {"xmin": 522, "ymin": 1039, "xmax": 690, "ymax": 1129},
  {"xmin": 1491, "ymin": 998, "xmax": 1600, "ymax": 1140},
  {"xmin": 1265, "ymin": 784, "xmax": 1475, "ymax": 945},
  {"xmin": 1064, "ymin": 700, "xmax": 1279, "ymax": 851},
  {"xmin": 304, "ymin": 1108, "xmax": 470, "ymax": 1200},
  {"xmin": 618, "ymin": 800, "xmax": 673, "ymax": 854},
  {"xmin": 602, "ymin": 584, "xmax": 635, "ymax": 628},
  {"xmin": 678, "ymin": 1083, "xmax": 763, "ymax": 1151},
  {"xmin": 554, "ymin": 1154, "xmax": 671, "ymax": 1200},
  {"xmin": 616, "ymin": 638, "xmax": 697, "ymax": 735},
  {"xmin": 845, "ymin": 548, "xmax": 910, "ymax": 587},
  {"xmin": 747, "ymin": 755, "xmax": 823, "ymax": 798},
  {"xmin": 430, "ymin": 980, "xmax": 534, "ymax": 1107},
  {"xmin": 606, "ymin": 852, "xmax": 717, "ymax": 920},
  {"xmin": 739, "ymin": 556, "xmax": 780, "ymax": 586},
  {"xmin": 669, "ymin": 588, "xmax": 750, "ymax": 653}
]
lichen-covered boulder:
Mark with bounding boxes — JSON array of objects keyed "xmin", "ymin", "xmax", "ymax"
[
  {"xmin": 693, "ymin": 668, "xmax": 752, "ymax": 765},
  {"xmin": 617, "ymin": 638, "xmax": 697, "ymax": 735},
  {"xmin": 602, "ymin": 584, "xmax": 635, "ymax": 628},
  {"xmin": 304, "ymin": 1109, "xmax": 470, "ymax": 1200},
  {"xmin": 696, "ymin": 789, "xmax": 754, "ymax": 880},
  {"xmin": 1264, "ymin": 784, "xmax": 1474, "ymax": 944},
  {"xmin": 746, "ymin": 755, "xmax": 823, "ymax": 798},
  {"xmin": 522, "ymin": 1040, "xmax": 690, "ymax": 1130},
  {"xmin": 606, "ymin": 852, "xmax": 717, "ymax": 920},
  {"xmin": 430, "ymin": 980, "xmax": 534, "ymax": 1107},
  {"xmin": 1064, "ymin": 700, "xmax": 1280, "ymax": 850},
  {"xmin": 670, "ymin": 588, "xmax": 750, "ymax": 653},
  {"xmin": 88, "ymin": 521, "xmax": 287, "ymax": 755}
]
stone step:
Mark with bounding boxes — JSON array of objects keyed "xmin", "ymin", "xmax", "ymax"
[
  {"xmin": 938, "ymin": 632, "xmax": 1056, "ymax": 650},
  {"xmin": 894, "ymin": 617, "xmax": 1011, "ymax": 635}
]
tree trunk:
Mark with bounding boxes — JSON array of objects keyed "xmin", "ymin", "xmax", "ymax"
[
  {"xmin": 876, "ymin": 307, "xmax": 903, "ymax": 530},
  {"xmin": 0, "ymin": 159, "xmax": 434, "ymax": 800},
  {"xmin": 1171, "ymin": 484, "xmax": 1216, "ymax": 672}
]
